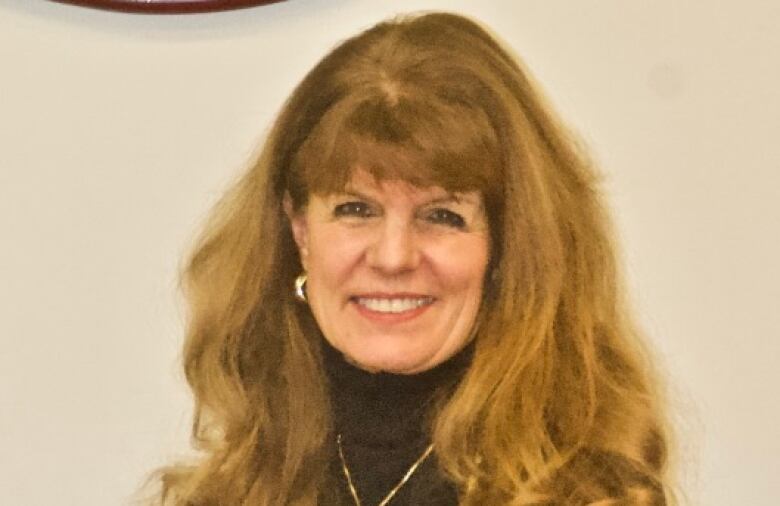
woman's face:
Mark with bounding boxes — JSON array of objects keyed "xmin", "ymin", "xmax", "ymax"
[{"xmin": 288, "ymin": 168, "xmax": 490, "ymax": 374}]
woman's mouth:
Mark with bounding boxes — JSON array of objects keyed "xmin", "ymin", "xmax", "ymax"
[
  {"xmin": 353, "ymin": 296, "xmax": 434, "ymax": 313},
  {"xmin": 350, "ymin": 295, "xmax": 435, "ymax": 321}
]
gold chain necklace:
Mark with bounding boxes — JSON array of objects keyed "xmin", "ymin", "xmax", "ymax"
[{"xmin": 336, "ymin": 434, "xmax": 435, "ymax": 506}]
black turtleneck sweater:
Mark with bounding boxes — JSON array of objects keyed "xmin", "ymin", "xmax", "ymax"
[{"xmin": 321, "ymin": 339, "xmax": 471, "ymax": 506}]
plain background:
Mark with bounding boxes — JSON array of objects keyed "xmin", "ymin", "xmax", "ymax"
[{"xmin": 1, "ymin": 0, "xmax": 778, "ymax": 504}]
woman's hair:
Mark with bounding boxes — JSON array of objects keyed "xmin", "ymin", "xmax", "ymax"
[{"xmin": 155, "ymin": 11, "xmax": 673, "ymax": 505}]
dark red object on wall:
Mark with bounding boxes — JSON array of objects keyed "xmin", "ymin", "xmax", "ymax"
[{"xmin": 53, "ymin": 0, "xmax": 286, "ymax": 14}]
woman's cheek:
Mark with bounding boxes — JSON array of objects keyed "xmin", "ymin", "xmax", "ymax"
[
  {"xmin": 314, "ymin": 226, "xmax": 368, "ymax": 279},
  {"xmin": 430, "ymin": 236, "xmax": 489, "ymax": 282}
]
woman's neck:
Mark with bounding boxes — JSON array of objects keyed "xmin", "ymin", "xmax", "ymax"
[{"xmin": 322, "ymin": 338, "xmax": 473, "ymax": 447}]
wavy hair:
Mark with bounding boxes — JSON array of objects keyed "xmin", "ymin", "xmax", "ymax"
[{"xmin": 154, "ymin": 11, "xmax": 673, "ymax": 505}]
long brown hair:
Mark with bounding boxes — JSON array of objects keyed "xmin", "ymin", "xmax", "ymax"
[{"xmin": 155, "ymin": 12, "xmax": 672, "ymax": 505}]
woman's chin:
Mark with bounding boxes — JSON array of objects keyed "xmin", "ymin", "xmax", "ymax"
[{"xmin": 341, "ymin": 347, "xmax": 435, "ymax": 375}]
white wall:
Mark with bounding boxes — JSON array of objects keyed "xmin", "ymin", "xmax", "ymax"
[{"xmin": 1, "ymin": 0, "xmax": 778, "ymax": 504}]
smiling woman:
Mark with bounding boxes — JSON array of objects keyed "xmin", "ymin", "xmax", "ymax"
[
  {"xmin": 286, "ymin": 170, "xmax": 490, "ymax": 375},
  {"xmin": 151, "ymin": 11, "xmax": 673, "ymax": 506}
]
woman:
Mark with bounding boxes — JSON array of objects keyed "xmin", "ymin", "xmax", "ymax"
[{"xmin": 156, "ymin": 11, "xmax": 672, "ymax": 505}]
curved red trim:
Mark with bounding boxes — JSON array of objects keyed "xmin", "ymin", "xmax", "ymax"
[{"xmin": 52, "ymin": 0, "xmax": 286, "ymax": 14}]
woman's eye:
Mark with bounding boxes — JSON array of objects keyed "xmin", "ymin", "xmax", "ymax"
[
  {"xmin": 333, "ymin": 201, "xmax": 374, "ymax": 218},
  {"xmin": 426, "ymin": 208, "xmax": 466, "ymax": 229}
]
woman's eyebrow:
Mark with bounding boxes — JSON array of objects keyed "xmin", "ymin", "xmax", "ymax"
[
  {"xmin": 337, "ymin": 189, "xmax": 377, "ymax": 202},
  {"xmin": 337, "ymin": 188, "xmax": 479, "ymax": 207},
  {"xmin": 426, "ymin": 194, "xmax": 479, "ymax": 206}
]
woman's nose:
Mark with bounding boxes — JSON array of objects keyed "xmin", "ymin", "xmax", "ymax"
[{"xmin": 365, "ymin": 219, "xmax": 420, "ymax": 274}]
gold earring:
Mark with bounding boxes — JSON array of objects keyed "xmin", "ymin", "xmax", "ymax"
[{"xmin": 294, "ymin": 273, "xmax": 307, "ymax": 302}]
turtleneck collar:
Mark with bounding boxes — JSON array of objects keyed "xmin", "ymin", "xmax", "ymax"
[{"xmin": 322, "ymin": 338, "xmax": 474, "ymax": 448}]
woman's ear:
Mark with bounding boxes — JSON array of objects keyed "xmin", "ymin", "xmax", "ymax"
[{"xmin": 283, "ymin": 192, "xmax": 309, "ymax": 267}]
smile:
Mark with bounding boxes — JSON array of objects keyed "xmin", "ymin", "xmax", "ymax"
[{"xmin": 354, "ymin": 296, "xmax": 434, "ymax": 314}]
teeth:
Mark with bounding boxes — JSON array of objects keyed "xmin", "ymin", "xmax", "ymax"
[{"xmin": 356, "ymin": 297, "xmax": 432, "ymax": 313}]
